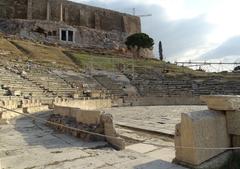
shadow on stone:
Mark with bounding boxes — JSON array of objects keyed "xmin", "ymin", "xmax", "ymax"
[{"xmin": 14, "ymin": 111, "xmax": 108, "ymax": 150}]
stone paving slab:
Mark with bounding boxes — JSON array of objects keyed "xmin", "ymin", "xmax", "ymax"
[
  {"xmin": 127, "ymin": 143, "xmax": 159, "ymax": 154},
  {"xmin": 146, "ymin": 148, "xmax": 176, "ymax": 162},
  {"xmin": 104, "ymin": 106, "xmax": 207, "ymax": 136},
  {"xmin": 0, "ymin": 112, "xmax": 187, "ymax": 169}
]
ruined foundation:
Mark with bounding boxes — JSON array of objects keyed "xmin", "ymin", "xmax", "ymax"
[{"xmin": 50, "ymin": 105, "xmax": 125, "ymax": 150}]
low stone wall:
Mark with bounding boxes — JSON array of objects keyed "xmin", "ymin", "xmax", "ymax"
[
  {"xmin": 22, "ymin": 99, "xmax": 42, "ymax": 108},
  {"xmin": 0, "ymin": 98, "xmax": 50, "ymax": 123},
  {"xmin": 175, "ymin": 95, "xmax": 240, "ymax": 168},
  {"xmin": 124, "ymin": 96, "xmax": 204, "ymax": 106},
  {"xmin": 52, "ymin": 105, "xmax": 124, "ymax": 150},
  {"xmin": 54, "ymin": 98, "xmax": 112, "ymax": 110}
]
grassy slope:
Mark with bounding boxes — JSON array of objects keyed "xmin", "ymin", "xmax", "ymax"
[
  {"xmin": 0, "ymin": 36, "xmax": 239, "ymax": 79},
  {"xmin": 0, "ymin": 37, "xmax": 27, "ymax": 60},
  {"xmin": 9, "ymin": 39, "xmax": 76, "ymax": 69},
  {"xmin": 69, "ymin": 51, "xmax": 206, "ymax": 76}
]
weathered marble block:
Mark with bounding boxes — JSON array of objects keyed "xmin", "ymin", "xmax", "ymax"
[
  {"xmin": 200, "ymin": 95, "xmax": 240, "ymax": 111},
  {"xmin": 53, "ymin": 105, "xmax": 70, "ymax": 116},
  {"xmin": 175, "ymin": 110, "xmax": 230, "ymax": 166},
  {"xmin": 226, "ymin": 111, "xmax": 240, "ymax": 135},
  {"xmin": 75, "ymin": 109, "xmax": 102, "ymax": 125}
]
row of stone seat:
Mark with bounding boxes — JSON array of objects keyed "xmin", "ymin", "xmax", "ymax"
[
  {"xmin": 0, "ymin": 67, "xmax": 48, "ymax": 98},
  {"xmin": 93, "ymin": 75, "xmax": 128, "ymax": 97},
  {"xmin": 22, "ymin": 69, "xmax": 77, "ymax": 98},
  {"xmin": 126, "ymin": 70, "xmax": 240, "ymax": 97}
]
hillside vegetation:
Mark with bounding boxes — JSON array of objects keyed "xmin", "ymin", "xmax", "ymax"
[{"xmin": 0, "ymin": 36, "xmax": 238, "ymax": 79}]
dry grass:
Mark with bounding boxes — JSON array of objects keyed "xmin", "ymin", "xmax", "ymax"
[
  {"xmin": 9, "ymin": 39, "xmax": 77, "ymax": 69},
  {"xmin": 68, "ymin": 51, "xmax": 205, "ymax": 75},
  {"xmin": 0, "ymin": 38, "xmax": 27, "ymax": 60}
]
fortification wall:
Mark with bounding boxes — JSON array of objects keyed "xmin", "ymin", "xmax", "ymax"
[
  {"xmin": 0, "ymin": 19, "xmax": 127, "ymax": 49},
  {"xmin": 0, "ymin": 0, "xmax": 141, "ymax": 34},
  {"xmin": 0, "ymin": 0, "xmax": 28, "ymax": 19}
]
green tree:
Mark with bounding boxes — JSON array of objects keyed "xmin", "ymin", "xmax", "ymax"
[{"xmin": 125, "ymin": 33, "xmax": 154, "ymax": 58}]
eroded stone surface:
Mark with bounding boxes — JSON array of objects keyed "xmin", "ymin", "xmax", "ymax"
[
  {"xmin": 0, "ymin": 112, "xmax": 186, "ymax": 169},
  {"xmin": 104, "ymin": 106, "xmax": 207, "ymax": 136},
  {"xmin": 127, "ymin": 143, "xmax": 159, "ymax": 154},
  {"xmin": 52, "ymin": 106, "xmax": 125, "ymax": 150},
  {"xmin": 175, "ymin": 110, "xmax": 231, "ymax": 166},
  {"xmin": 200, "ymin": 95, "xmax": 240, "ymax": 111},
  {"xmin": 226, "ymin": 111, "xmax": 240, "ymax": 135}
]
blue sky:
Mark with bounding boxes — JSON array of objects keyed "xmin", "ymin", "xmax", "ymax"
[{"xmin": 71, "ymin": 0, "xmax": 240, "ymax": 64}]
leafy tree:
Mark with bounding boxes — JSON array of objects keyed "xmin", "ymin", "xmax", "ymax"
[{"xmin": 125, "ymin": 33, "xmax": 154, "ymax": 58}]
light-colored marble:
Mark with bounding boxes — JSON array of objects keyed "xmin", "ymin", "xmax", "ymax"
[
  {"xmin": 0, "ymin": 112, "xmax": 187, "ymax": 169},
  {"xmin": 104, "ymin": 106, "xmax": 207, "ymax": 136}
]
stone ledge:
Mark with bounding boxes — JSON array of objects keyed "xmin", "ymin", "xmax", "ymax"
[
  {"xmin": 174, "ymin": 151, "xmax": 232, "ymax": 169},
  {"xmin": 200, "ymin": 95, "xmax": 240, "ymax": 111}
]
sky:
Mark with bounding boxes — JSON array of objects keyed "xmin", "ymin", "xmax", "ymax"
[{"xmin": 71, "ymin": 0, "xmax": 240, "ymax": 68}]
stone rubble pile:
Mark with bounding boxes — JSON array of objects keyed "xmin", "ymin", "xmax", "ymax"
[{"xmin": 175, "ymin": 95, "xmax": 240, "ymax": 168}]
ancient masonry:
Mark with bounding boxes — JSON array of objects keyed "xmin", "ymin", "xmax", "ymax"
[
  {"xmin": 175, "ymin": 95, "xmax": 240, "ymax": 168},
  {"xmin": 0, "ymin": 0, "xmax": 141, "ymax": 50}
]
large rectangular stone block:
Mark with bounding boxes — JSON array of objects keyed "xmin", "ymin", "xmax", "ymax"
[
  {"xmin": 200, "ymin": 95, "xmax": 240, "ymax": 111},
  {"xmin": 75, "ymin": 109, "xmax": 102, "ymax": 125},
  {"xmin": 226, "ymin": 111, "xmax": 240, "ymax": 135},
  {"xmin": 175, "ymin": 110, "xmax": 230, "ymax": 166},
  {"xmin": 54, "ymin": 105, "xmax": 70, "ymax": 117}
]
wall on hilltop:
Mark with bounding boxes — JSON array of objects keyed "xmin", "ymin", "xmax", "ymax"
[
  {"xmin": 0, "ymin": 0, "xmax": 141, "ymax": 34},
  {"xmin": 0, "ymin": 0, "xmax": 28, "ymax": 19}
]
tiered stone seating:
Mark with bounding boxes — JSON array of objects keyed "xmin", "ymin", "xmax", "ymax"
[
  {"xmin": 53, "ymin": 71, "xmax": 107, "ymax": 98},
  {"xmin": 23, "ymin": 69, "xmax": 77, "ymax": 98},
  {"xmin": 94, "ymin": 75, "xmax": 127, "ymax": 97},
  {"xmin": 0, "ymin": 67, "xmax": 47, "ymax": 98},
  {"xmin": 0, "ymin": 88, "xmax": 8, "ymax": 96},
  {"xmin": 192, "ymin": 79, "xmax": 240, "ymax": 96},
  {"xmin": 125, "ymin": 68, "xmax": 240, "ymax": 97}
]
